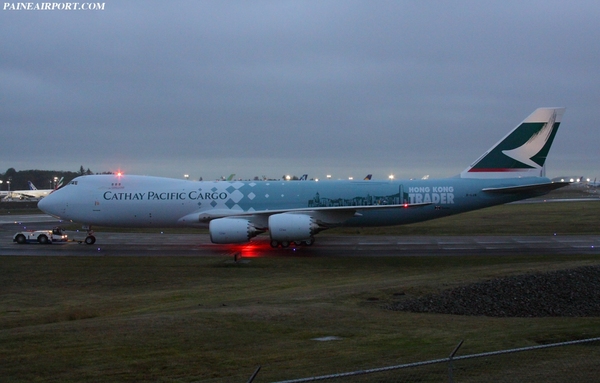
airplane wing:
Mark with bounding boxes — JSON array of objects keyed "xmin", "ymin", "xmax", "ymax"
[
  {"xmin": 481, "ymin": 182, "xmax": 569, "ymax": 194},
  {"xmin": 178, "ymin": 202, "xmax": 431, "ymax": 226}
]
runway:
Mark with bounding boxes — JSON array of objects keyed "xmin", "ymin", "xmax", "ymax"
[{"xmin": 1, "ymin": 214, "xmax": 599, "ymax": 257}]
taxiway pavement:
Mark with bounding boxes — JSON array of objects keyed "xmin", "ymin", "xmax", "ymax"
[{"xmin": 1, "ymin": 214, "xmax": 599, "ymax": 257}]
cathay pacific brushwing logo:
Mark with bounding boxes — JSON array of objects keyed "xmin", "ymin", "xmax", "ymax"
[{"xmin": 501, "ymin": 110, "xmax": 557, "ymax": 169}]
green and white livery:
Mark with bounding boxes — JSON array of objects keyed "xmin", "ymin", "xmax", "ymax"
[{"xmin": 461, "ymin": 107, "xmax": 565, "ymax": 178}]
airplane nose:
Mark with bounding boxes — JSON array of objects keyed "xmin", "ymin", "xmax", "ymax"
[{"xmin": 38, "ymin": 191, "xmax": 63, "ymax": 218}]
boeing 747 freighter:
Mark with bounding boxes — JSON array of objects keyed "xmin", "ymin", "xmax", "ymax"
[{"xmin": 38, "ymin": 108, "xmax": 568, "ymax": 246}]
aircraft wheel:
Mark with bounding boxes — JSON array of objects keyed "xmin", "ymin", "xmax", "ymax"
[
  {"xmin": 270, "ymin": 241, "xmax": 279, "ymax": 248},
  {"xmin": 85, "ymin": 235, "xmax": 96, "ymax": 245},
  {"xmin": 15, "ymin": 234, "xmax": 26, "ymax": 244},
  {"xmin": 304, "ymin": 237, "xmax": 315, "ymax": 246},
  {"xmin": 38, "ymin": 235, "xmax": 49, "ymax": 244},
  {"xmin": 280, "ymin": 241, "xmax": 290, "ymax": 248}
]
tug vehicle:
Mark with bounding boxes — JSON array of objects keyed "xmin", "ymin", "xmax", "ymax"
[{"xmin": 13, "ymin": 227, "xmax": 68, "ymax": 244}]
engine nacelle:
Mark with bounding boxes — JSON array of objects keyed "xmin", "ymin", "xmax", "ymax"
[
  {"xmin": 209, "ymin": 218, "xmax": 263, "ymax": 244},
  {"xmin": 268, "ymin": 213, "xmax": 319, "ymax": 243}
]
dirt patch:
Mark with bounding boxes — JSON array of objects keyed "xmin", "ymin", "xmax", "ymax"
[{"xmin": 387, "ymin": 265, "xmax": 600, "ymax": 317}]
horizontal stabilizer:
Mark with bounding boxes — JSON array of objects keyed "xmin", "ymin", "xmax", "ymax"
[{"xmin": 481, "ymin": 182, "xmax": 570, "ymax": 194}]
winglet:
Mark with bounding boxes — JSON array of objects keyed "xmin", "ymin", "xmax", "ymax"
[{"xmin": 460, "ymin": 108, "xmax": 565, "ymax": 179}]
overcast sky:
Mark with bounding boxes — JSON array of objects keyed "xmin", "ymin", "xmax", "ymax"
[{"xmin": 2, "ymin": 1, "xmax": 599, "ymax": 181}]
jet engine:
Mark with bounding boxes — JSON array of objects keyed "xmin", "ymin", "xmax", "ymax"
[
  {"xmin": 209, "ymin": 218, "xmax": 263, "ymax": 244},
  {"xmin": 268, "ymin": 213, "xmax": 320, "ymax": 245}
]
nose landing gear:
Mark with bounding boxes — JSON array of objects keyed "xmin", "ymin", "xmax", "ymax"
[{"xmin": 83, "ymin": 225, "xmax": 96, "ymax": 245}]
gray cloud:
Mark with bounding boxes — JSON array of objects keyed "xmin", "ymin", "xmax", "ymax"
[{"xmin": 1, "ymin": 1, "xmax": 599, "ymax": 180}]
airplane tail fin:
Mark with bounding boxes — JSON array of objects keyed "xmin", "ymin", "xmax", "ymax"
[
  {"xmin": 460, "ymin": 107, "xmax": 565, "ymax": 179},
  {"xmin": 55, "ymin": 177, "xmax": 64, "ymax": 190},
  {"xmin": 28, "ymin": 181, "xmax": 38, "ymax": 190}
]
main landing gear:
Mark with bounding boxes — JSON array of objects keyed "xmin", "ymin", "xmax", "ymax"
[{"xmin": 270, "ymin": 237, "xmax": 315, "ymax": 248}]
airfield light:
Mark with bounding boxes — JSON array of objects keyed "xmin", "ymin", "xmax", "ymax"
[
  {"xmin": 326, "ymin": 175, "xmax": 332, "ymax": 180},
  {"xmin": 184, "ymin": 174, "xmax": 189, "ymax": 181},
  {"xmin": 349, "ymin": 177, "xmax": 353, "ymax": 180},
  {"xmin": 285, "ymin": 175, "xmax": 291, "ymax": 181},
  {"xmin": 389, "ymin": 174, "xmax": 394, "ymax": 180}
]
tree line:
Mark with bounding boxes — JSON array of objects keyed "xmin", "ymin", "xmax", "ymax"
[{"xmin": 0, "ymin": 166, "xmax": 110, "ymax": 191}]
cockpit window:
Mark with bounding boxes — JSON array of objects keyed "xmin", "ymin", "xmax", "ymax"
[{"xmin": 68, "ymin": 181, "xmax": 78, "ymax": 186}]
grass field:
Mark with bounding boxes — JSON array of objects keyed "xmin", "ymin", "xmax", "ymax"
[
  {"xmin": 330, "ymin": 199, "xmax": 600, "ymax": 236},
  {"xmin": 1, "ymin": 201, "xmax": 600, "ymax": 382}
]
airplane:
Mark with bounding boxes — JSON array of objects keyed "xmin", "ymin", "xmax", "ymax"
[
  {"xmin": 38, "ymin": 107, "xmax": 569, "ymax": 247},
  {"xmin": 1, "ymin": 181, "xmax": 54, "ymax": 200},
  {"xmin": 364, "ymin": 174, "xmax": 372, "ymax": 180},
  {"xmin": 588, "ymin": 178, "xmax": 600, "ymax": 188}
]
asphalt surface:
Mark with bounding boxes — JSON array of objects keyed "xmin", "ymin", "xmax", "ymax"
[{"xmin": 1, "ymin": 214, "xmax": 599, "ymax": 258}]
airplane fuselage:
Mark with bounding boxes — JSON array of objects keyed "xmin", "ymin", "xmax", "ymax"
[
  {"xmin": 2, "ymin": 189, "xmax": 51, "ymax": 200},
  {"xmin": 40, "ymin": 174, "xmax": 551, "ymax": 228}
]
